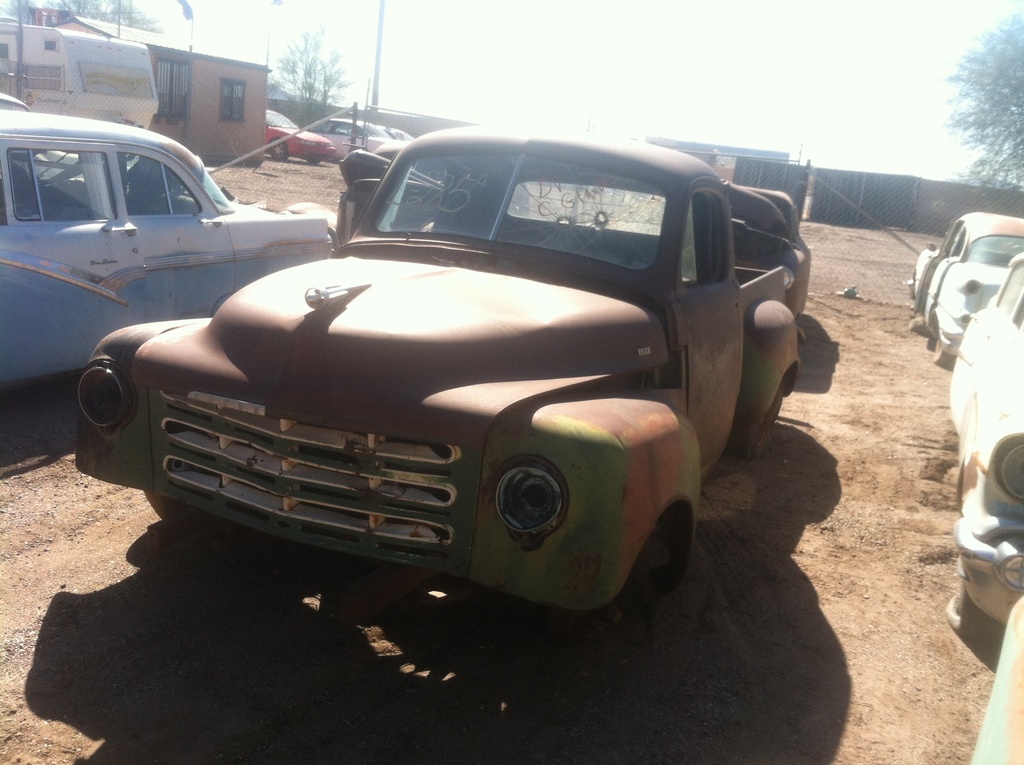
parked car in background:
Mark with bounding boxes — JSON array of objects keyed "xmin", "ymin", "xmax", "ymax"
[
  {"xmin": 264, "ymin": 110, "xmax": 336, "ymax": 164},
  {"xmin": 307, "ymin": 117, "xmax": 407, "ymax": 160},
  {"xmin": 947, "ymin": 252, "xmax": 1024, "ymax": 640},
  {"xmin": 0, "ymin": 112, "xmax": 333, "ymax": 390},
  {"xmin": 0, "ymin": 92, "xmax": 29, "ymax": 111},
  {"xmin": 911, "ymin": 212, "xmax": 1024, "ymax": 367}
]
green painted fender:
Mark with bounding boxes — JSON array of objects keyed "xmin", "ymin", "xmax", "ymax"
[{"xmin": 470, "ymin": 391, "xmax": 701, "ymax": 610}]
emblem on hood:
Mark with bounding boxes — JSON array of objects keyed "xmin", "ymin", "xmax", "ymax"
[{"xmin": 304, "ymin": 283, "xmax": 371, "ymax": 311}]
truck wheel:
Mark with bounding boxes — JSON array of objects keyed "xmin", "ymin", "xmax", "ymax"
[
  {"xmin": 144, "ymin": 491, "xmax": 193, "ymax": 520},
  {"xmin": 730, "ymin": 384, "xmax": 784, "ymax": 459},
  {"xmin": 269, "ymin": 143, "xmax": 289, "ymax": 162},
  {"xmin": 932, "ymin": 341, "xmax": 955, "ymax": 370}
]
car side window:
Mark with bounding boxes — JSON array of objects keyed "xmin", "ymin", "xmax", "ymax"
[
  {"xmin": 118, "ymin": 153, "xmax": 200, "ymax": 216},
  {"xmin": 997, "ymin": 264, "xmax": 1024, "ymax": 326},
  {"xmin": 949, "ymin": 228, "xmax": 968, "ymax": 261},
  {"xmin": 8, "ymin": 147, "xmax": 114, "ymax": 222},
  {"xmin": 680, "ymin": 190, "xmax": 726, "ymax": 284}
]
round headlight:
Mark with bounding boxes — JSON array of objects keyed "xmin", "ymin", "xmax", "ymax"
[
  {"xmin": 495, "ymin": 459, "xmax": 566, "ymax": 534},
  {"xmin": 994, "ymin": 439, "xmax": 1024, "ymax": 501},
  {"xmin": 78, "ymin": 362, "xmax": 133, "ymax": 429},
  {"xmin": 996, "ymin": 545, "xmax": 1024, "ymax": 591}
]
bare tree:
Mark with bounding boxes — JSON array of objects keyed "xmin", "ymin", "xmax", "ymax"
[
  {"xmin": 949, "ymin": 15, "xmax": 1024, "ymax": 189},
  {"xmin": 271, "ymin": 30, "xmax": 351, "ymax": 127}
]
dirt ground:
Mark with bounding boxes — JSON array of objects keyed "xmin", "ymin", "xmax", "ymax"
[{"xmin": 0, "ymin": 159, "xmax": 1001, "ymax": 765}]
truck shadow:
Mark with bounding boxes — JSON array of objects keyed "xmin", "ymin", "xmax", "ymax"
[
  {"xmin": 24, "ymin": 426, "xmax": 846, "ymax": 764},
  {"xmin": 0, "ymin": 376, "xmax": 79, "ymax": 475},
  {"xmin": 795, "ymin": 313, "xmax": 839, "ymax": 395}
]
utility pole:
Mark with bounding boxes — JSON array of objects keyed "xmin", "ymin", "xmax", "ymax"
[{"xmin": 371, "ymin": 0, "xmax": 384, "ymax": 108}]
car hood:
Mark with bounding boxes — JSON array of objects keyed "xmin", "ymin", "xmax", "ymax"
[{"xmin": 133, "ymin": 256, "xmax": 667, "ymax": 444}]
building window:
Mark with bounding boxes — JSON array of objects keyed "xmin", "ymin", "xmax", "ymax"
[
  {"xmin": 155, "ymin": 58, "xmax": 190, "ymax": 119},
  {"xmin": 220, "ymin": 79, "xmax": 245, "ymax": 121},
  {"xmin": 43, "ymin": 39, "xmax": 57, "ymax": 52}
]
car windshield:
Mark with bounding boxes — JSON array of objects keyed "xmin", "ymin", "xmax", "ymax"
[
  {"xmin": 967, "ymin": 235, "xmax": 1024, "ymax": 267},
  {"xmin": 266, "ymin": 110, "xmax": 298, "ymax": 129},
  {"xmin": 376, "ymin": 152, "xmax": 665, "ymax": 270}
]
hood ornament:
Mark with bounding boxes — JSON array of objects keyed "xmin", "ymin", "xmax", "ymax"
[{"xmin": 304, "ymin": 283, "xmax": 371, "ymax": 311}]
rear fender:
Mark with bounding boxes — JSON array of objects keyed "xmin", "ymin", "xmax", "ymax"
[{"xmin": 728, "ymin": 298, "xmax": 799, "ymax": 452}]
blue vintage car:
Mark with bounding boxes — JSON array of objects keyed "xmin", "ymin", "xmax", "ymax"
[{"xmin": 0, "ymin": 112, "xmax": 333, "ymax": 390}]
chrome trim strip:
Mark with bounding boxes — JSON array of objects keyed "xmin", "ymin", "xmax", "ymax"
[{"xmin": 0, "ymin": 254, "xmax": 128, "ymax": 306}]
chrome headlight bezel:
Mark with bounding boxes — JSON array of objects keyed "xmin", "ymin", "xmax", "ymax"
[
  {"xmin": 993, "ymin": 437, "xmax": 1024, "ymax": 502},
  {"xmin": 78, "ymin": 360, "xmax": 134, "ymax": 430},
  {"xmin": 494, "ymin": 457, "xmax": 568, "ymax": 541}
]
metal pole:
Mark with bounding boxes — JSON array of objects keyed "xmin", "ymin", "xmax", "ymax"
[{"xmin": 371, "ymin": 0, "xmax": 384, "ymax": 108}]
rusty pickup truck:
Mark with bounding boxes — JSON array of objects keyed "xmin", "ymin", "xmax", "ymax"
[{"xmin": 76, "ymin": 130, "xmax": 801, "ymax": 626}]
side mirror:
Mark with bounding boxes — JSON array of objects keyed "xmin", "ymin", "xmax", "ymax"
[{"xmin": 340, "ymin": 149, "xmax": 391, "ymax": 188}]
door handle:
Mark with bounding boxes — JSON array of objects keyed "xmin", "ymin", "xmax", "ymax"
[{"xmin": 103, "ymin": 221, "xmax": 138, "ymax": 236}]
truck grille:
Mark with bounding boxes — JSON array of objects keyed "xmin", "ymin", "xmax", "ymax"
[{"xmin": 154, "ymin": 391, "xmax": 472, "ymax": 568}]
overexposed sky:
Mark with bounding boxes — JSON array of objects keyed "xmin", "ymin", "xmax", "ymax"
[{"xmin": 139, "ymin": 0, "xmax": 1023, "ymax": 181}]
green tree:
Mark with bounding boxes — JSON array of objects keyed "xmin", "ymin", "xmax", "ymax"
[
  {"xmin": 949, "ymin": 15, "xmax": 1024, "ymax": 189},
  {"xmin": 271, "ymin": 30, "xmax": 351, "ymax": 127},
  {"xmin": 1, "ymin": 0, "xmax": 162, "ymax": 32}
]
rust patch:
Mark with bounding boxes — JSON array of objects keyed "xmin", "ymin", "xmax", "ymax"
[{"xmin": 564, "ymin": 552, "xmax": 602, "ymax": 597}]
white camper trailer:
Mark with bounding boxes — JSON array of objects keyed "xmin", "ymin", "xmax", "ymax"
[{"xmin": 0, "ymin": 22, "xmax": 158, "ymax": 127}]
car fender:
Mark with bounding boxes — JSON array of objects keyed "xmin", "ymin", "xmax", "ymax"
[{"xmin": 470, "ymin": 392, "xmax": 701, "ymax": 611}]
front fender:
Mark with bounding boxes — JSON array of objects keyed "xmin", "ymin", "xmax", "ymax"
[
  {"xmin": 75, "ymin": 320, "xmax": 205, "ymax": 488},
  {"xmin": 469, "ymin": 392, "xmax": 700, "ymax": 610}
]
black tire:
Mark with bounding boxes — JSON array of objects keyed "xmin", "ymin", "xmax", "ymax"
[
  {"xmin": 269, "ymin": 143, "xmax": 289, "ymax": 162},
  {"xmin": 144, "ymin": 491, "xmax": 193, "ymax": 520},
  {"xmin": 728, "ymin": 384, "xmax": 785, "ymax": 460},
  {"xmin": 946, "ymin": 584, "xmax": 1001, "ymax": 644},
  {"xmin": 933, "ymin": 340, "xmax": 955, "ymax": 370},
  {"xmin": 306, "ymin": 157, "xmax": 322, "ymax": 165}
]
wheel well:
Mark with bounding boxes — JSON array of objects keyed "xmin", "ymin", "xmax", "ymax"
[{"xmin": 648, "ymin": 500, "xmax": 695, "ymax": 593}]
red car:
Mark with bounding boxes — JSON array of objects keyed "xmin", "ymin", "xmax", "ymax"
[{"xmin": 265, "ymin": 110, "xmax": 336, "ymax": 164}]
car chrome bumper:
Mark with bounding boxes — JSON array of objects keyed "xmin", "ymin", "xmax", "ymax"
[{"xmin": 954, "ymin": 518, "xmax": 1024, "ymax": 624}]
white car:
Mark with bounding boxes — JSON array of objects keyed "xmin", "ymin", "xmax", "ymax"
[
  {"xmin": 947, "ymin": 252, "xmax": 1024, "ymax": 639},
  {"xmin": 1, "ymin": 112, "xmax": 333, "ymax": 390},
  {"xmin": 307, "ymin": 118, "xmax": 406, "ymax": 160},
  {"xmin": 911, "ymin": 212, "xmax": 1024, "ymax": 368}
]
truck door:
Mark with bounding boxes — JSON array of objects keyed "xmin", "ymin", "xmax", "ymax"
[{"xmin": 672, "ymin": 186, "xmax": 743, "ymax": 473}]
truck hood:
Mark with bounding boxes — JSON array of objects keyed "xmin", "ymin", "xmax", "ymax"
[{"xmin": 134, "ymin": 257, "xmax": 667, "ymax": 443}]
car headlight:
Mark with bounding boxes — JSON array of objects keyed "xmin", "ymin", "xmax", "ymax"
[
  {"xmin": 995, "ymin": 541, "xmax": 1024, "ymax": 591},
  {"xmin": 78, "ymin": 361, "xmax": 134, "ymax": 429},
  {"xmin": 495, "ymin": 458, "xmax": 567, "ymax": 540},
  {"xmin": 993, "ymin": 436, "xmax": 1024, "ymax": 502}
]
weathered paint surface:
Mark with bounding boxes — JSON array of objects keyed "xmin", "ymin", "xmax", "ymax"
[
  {"xmin": 972, "ymin": 599, "xmax": 1024, "ymax": 765},
  {"xmin": 470, "ymin": 393, "xmax": 701, "ymax": 610}
]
